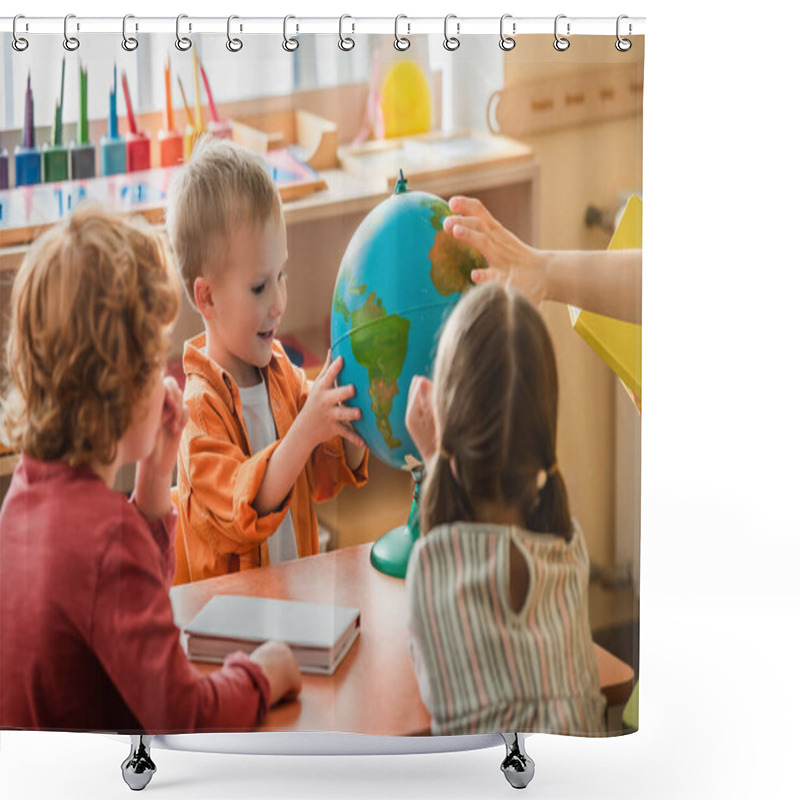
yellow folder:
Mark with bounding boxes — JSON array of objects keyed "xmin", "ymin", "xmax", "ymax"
[{"xmin": 568, "ymin": 195, "xmax": 642, "ymax": 410}]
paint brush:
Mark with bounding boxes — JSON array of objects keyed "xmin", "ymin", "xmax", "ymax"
[
  {"xmin": 100, "ymin": 64, "xmax": 126, "ymax": 176},
  {"xmin": 78, "ymin": 61, "xmax": 89, "ymax": 145},
  {"xmin": 200, "ymin": 63, "xmax": 219, "ymax": 124},
  {"xmin": 16, "ymin": 72, "xmax": 42, "ymax": 186},
  {"xmin": 45, "ymin": 62, "xmax": 69, "ymax": 182},
  {"xmin": 121, "ymin": 69, "xmax": 137, "ymax": 135},
  {"xmin": 164, "ymin": 59, "xmax": 175, "ymax": 132},
  {"xmin": 191, "ymin": 49, "xmax": 203, "ymax": 131},
  {"xmin": 177, "ymin": 76, "xmax": 193, "ymax": 127},
  {"xmin": 158, "ymin": 58, "xmax": 183, "ymax": 167},
  {"xmin": 51, "ymin": 101, "xmax": 60, "ymax": 147},
  {"xmin": 54, "ymin": 57, "xmax": 65, "ymax": 145},
  {"xmin": 69, "ymin": 61, "xmax": 96, "ymax": 179},
  {"xmin": 108, "ymin": 64, "xmax": 119, "ymax": 139},
  {"xmin": 23, "ymin": 72, "xmax": 35, "ymax": 149}
]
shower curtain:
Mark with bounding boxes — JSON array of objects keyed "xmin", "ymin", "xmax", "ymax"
[{"xmin": 0, "ymin": 15, "xmax": 643, "ymax": 754}]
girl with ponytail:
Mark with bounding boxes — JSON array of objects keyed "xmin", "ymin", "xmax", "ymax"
[{"xmin": 404, "ymin": 281, "xmax": 606, "ymax": 736}]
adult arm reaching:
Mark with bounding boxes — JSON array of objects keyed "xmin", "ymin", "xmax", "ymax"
[{"xmin": 444, "ymin": 195, "xmax": 642, "ymax": 325}]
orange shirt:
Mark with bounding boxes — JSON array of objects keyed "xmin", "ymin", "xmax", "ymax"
[{"xmin": 175, "ymin": 333, "xmax": 368, "ymax": 584}]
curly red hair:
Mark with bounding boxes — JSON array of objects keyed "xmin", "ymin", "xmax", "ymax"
[{"xmin": 2, "ymin": 206, "xmax": 180, "ymax": 467}]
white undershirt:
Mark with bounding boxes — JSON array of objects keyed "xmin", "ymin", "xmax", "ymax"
[{"xmin": 237, "ymin": 375, "xmax": 298, "ymax": 565}]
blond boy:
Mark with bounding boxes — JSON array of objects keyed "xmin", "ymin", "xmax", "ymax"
[{"xmin": 166, "ymin": 137, "xmax": 367, "ymax": 582}]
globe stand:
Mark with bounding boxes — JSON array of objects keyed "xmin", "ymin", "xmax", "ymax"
[{"xmin": 370, "ymin": 464, "xmax": 423, "ymax": 579}]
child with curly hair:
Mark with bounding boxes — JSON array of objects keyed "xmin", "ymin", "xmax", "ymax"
[{"xmin": 0, "ymin": 207, "xmax": 300, "ymax": 732}]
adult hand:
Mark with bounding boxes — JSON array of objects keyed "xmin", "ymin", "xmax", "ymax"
[
  {"xmin": 405, "ymin": 375, "xmax": 436, "ymax": 464},
  {"xmin": 444, "ymin": 196, "xmax": 549, "ymax": 305},
  {"xmin": 250, "ymin": 641, "xmax": 302, "ymax": 706}
]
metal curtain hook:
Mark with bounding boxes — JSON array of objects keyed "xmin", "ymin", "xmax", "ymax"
[
  {"xmin": 394, "ymin": 15, "xmax": 410, "ymax": 51},
  {"xmin": 616, "ymin": 14, "xmax": 632, "ymax": 52},
  {"xmin": 12, "ymin": 14, "xmax": 29, "ymax": 52},
  {"xmin": 227, "ymin": 15, "xmax": 243, "ymax": 52},
  {"xmin": 283, "ymin": 15, "xmax": 299, "ymax": 52},
  {"xmin": 63, "ymin": 14, "xmax": 80, "ymax": 51},
  {"xmin": 122, "ymin": 14, "xmax": 139, "ymax": 51},
  {"xmin": 444, "ymin": 14, "xmax": 460, "ymax": 51},
  {"xmin": 339, "ymin": 15, "xmax": 355, "ymax": 51},
  {"xmin": 554, "ymin": 14, "xmax": 570, "ymax": 51},
  {"xmin": 176, "ymin": 14, "xmax": 192, "ymax": 51},
  {"xmin": 500, "ymin": 14, "xmax": 516, "ymax": 51}
]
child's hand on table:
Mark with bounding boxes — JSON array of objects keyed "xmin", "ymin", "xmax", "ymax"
[
  {"xmin": 250, "ymin": 641, "xmax": 303, "ymax": 706},
  {"xmin": 405, "ymin": 375, "xmax": 436, "ymax": 464},
  {"xmin": 135, "ymin": 376, "xmax": 189, "ymax": 520},
  {"xmin": 296, "ymin": 351, "xmax": 365, "ymax": 452}
]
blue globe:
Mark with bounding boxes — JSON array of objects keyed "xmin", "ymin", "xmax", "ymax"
[{"xmin": 330, "ymin": 172, "xmax": 486, "ymax": 470}]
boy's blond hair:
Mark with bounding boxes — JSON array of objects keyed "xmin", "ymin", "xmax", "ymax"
[
  {"xmin": 165, "ymin": 135, "xmax": 281, "ymax": 306},
  {"xmin": 2, "ymin": 206, "xmax": 180, "ymax": 467}
]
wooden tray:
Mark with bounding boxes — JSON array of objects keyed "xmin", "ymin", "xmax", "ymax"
[{"xmin": 337, "ymin": 130, "xmax": 535, "ymax": 188}]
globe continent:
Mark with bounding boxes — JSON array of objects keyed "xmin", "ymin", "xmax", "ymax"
[{"xmin": 330, "ymin": 178, "xmax": 486, "ymax": 470}]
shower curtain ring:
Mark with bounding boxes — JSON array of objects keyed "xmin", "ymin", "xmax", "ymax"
[
  {"xmin": 283, "ymin": 15, "xmax": 299, "ymax": 52},
  {"xmin": 554, "ymin": 14, "xmax": 570, "ymax": 51},
  {"xmin": 394, "ymin": 15, "xmax": 410, "ymax": 50},
  {"xmin": 339, "ymin": 15, "xmax": 355, "ymax": 51},
  {"xmin": 499, "ymin": 14, "xmax": 516, "ymax": 51},
  {"xmin": 122, "ymin": 15, "xmax": 139, "ymax": 51},
  {"xmin": 615, "ymin": 15, "xmax": 632, "ymax": 51},
  {"xmin": 226, "ymin": 15, "xmax": 243, "ymax": 52},
  {"xmin": 63, "ymin": 14, "xmax": 80, "ymax": 51},
  {"xmin": 444, "ymin": 14, "xmax": 460, "ymax": 51},
  {"xmin": 175, "ymin": 14, "xmax": 192, "ymax": 51},
  {"xmin": 12, "ymin": 15, "xmax": 29, "ymax": 51}
]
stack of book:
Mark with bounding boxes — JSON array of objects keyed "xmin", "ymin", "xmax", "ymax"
[{"xmin": 184, "ymin": 595, "xmax": 361, "ymax": 676}]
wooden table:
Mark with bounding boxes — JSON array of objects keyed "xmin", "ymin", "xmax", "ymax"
[{"xmin": 170, "ymin": 544, "xmax": 634, "ymax": 735}]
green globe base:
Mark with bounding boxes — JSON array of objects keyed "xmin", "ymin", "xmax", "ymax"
[{"xmin": 370, "ymin": 524, "xmax": 415, "ymax": 579}]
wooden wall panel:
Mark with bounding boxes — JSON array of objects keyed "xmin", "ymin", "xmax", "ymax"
[{"xmin": 501, "ymin": 36, "xmax": 644, "ymax": 570}]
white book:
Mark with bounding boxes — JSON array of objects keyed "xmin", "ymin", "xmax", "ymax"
[{"xmin": 184, "ymin": 595, "xmax": 361, "ymax": 676}]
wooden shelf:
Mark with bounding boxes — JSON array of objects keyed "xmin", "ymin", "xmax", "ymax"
[
  {"xmin": 338, "ymin": 130, "xmax": 536, "ymax": 188},
  {"xmin": 0, "ymin": 154, "xmax": 327, "ymax": 249}
]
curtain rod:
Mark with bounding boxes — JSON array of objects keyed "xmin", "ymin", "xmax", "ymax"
[{"xmin": 2, "ymin": 16, "xmax": 646, "ymax": 38}]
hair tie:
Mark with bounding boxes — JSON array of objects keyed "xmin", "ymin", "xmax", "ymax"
[
  {"xmin": 438, "ymin": 444, "xmax": 452, "ymax": 460},
  {"xmin": 535, "ymin": 461, "xmax": 559, "ymax": 491}
]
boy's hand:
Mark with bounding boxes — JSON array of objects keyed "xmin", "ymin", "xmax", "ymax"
[
  {"xmin": 256, "ymin": 353, "xmax": 365, "ymax": 516},
  {"xmin": 342, "ymin": 424, "xmax": 367, "ymax": 471},
  {"xmin": 134, "ymin": 376, "xmax": 189, "ymax": 520},
  {"xmin": 250, "ymin": 641, "xmax": 302, "ymax": 706},
  {"xmin": 296, "ymin": 351, "xmax": 365, "ymax": 451},
  {"xmin": 405, "ymin": 375, "xmax": 436, "ymax": 464}
]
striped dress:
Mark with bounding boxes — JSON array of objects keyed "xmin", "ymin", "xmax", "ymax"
[{"xmin": 406, "ymin": 521, "xmax": 606, "ymax": 736}]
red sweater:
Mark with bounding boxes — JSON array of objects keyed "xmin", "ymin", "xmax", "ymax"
[{"xmin": 0, "ymin": 455, "xmax": 270, "ymax": 733}]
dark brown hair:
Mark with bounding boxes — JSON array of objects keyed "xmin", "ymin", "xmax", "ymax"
[
  {"xmin": 420, "ymin": 281, "xmax": 572, "ymax": 539},
  {"xmin": 2, "ymin": 206, "xmax": 180, "ymax": 467}
]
